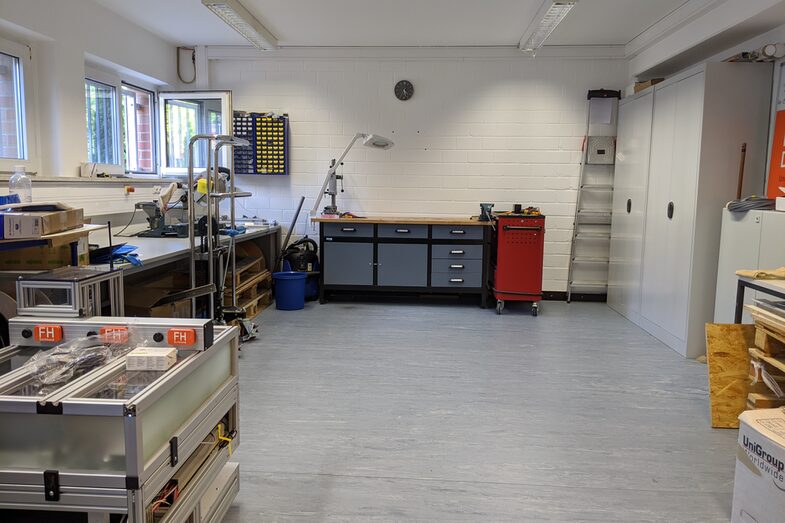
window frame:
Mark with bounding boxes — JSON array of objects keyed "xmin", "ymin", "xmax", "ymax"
[
  {"xmin": 0, "ymin": 35, "xmax": 39, "ymax": 175},
  {"xmin": 84, "ymin": 74, "xmax": 121, "ymax": 167},
  {"xmin": 157, "ymin": 90, "xmax": 233, "ymax": 178},
  {"xmin": 84, "ymin": 66, "xmax": 162, "ymax": 178},
  {"xmin": 120, "ymin": 82, "xmax": 158, "ymax": 177}
]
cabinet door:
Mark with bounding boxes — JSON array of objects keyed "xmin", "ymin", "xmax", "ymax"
[
  {"xmin": 661, "ymin": 72, "xmax": 703, "ymax": 340},
  {"xmin": 640, "ymin": 73, "xmax": 704, "ymax": 342},
  {"xmin": 609, "ymin": 91, "xmax": 653, "ymax": 318},
  {"xmin": 323, "ymin": 242, "xmax": 373, "ymax": 286},
  {"xmin": 378, "ymin": 244, "xmax": 427, "ymax": 287},
  {"xmin": 641, "ymin": 82, "xmax": 677, "ymax": 330}
]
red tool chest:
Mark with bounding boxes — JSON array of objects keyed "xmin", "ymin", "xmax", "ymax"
[{"xmin": 492, "ymin": 214, "xmax": 545, "ymax": 315}]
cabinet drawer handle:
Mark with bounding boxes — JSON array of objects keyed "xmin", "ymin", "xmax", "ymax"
[
  {"xmin": 450, "ymin": 250, "xmax": 465, "ymax": 255},
  {"xmin": 450, "ymin": 264, "xmax": 464, "ymax": 269},
  {"xmin": 626, "ymin": 199, "xmax": 632, "ymax": 214},
  {"xmin": 667, "ymin": 201, "xmax": 674, "ymax": 220},
  {"xmin": 450, "ymin": 230, "xmax": 466, "ymax": 235},
  {"xmin": 395, "ymin": 228, "xmax": 410, "ymax": 233},
  {"xmin": 450, "ymin": 278, "xmax": 464, "ymax": 283},
  {"xmin": 503, "ymin": 226, "xmax": 541, "ymax": 231},
  {"xmin": 341, "ymin": 227, "xmax": 356, "ymax": 232}
]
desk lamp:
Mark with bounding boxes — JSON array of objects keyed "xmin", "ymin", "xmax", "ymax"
[{"xmin": 310, "ymin": 133, "xmax": 394, "ymax": 216}]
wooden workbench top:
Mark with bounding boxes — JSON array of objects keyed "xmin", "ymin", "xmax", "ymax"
[{"xmin": 311, "ymin": 215, "xmax": 491, "ymax": 226}]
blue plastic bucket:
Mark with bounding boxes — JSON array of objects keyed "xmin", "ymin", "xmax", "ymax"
[{"xmin": 273, "ymin": 271, "xmax": 307, "ymax": 310}]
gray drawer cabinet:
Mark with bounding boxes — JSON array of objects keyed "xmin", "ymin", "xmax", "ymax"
[
  {"xmin": 378, "ymin": 244, "xmax": 427, "ymax": 287},
  {"xmin": 378, "ymin": 224, "xmax": 428, "ymax": 239},
  {"xmin": 432, "ymin": 225, "xmax": 484, "ymax": 240},
  {"xmin": 322, "ymin": 242, "xmax": 373, "ymax": 285},
  {"xmin": 323, "ymin": 223, "xmax": 374, "ymax": 238},
  {"xmin": 317, "ymin": 220, "xmax": 490, "ymax": 307}
]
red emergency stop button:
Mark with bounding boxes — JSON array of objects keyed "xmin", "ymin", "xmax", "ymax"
[
  {"xmin": 168, "ymin": 328, "xmax": 196, "ymax": 346},
  {"xmin": 100, "ymin": 326, "xmax": 129, "ymax": 343},
  {"xmin": 34, "ymin": 325, "xmax": 63, "ymax": 343}
]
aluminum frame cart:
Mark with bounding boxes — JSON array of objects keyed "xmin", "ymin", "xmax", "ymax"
[
  {"xmin": 0, "ymin": 315, "xmax": 240, "ymax": 523},
  {"xmin": 492, "ymin": 213, "xmax": 546, "ymax": 316}
]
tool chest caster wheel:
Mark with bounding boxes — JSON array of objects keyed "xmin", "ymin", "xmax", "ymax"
[
  {"xmin": 531, "ymin": 303, "xmax": 539, "ymax": 317},
  {"xmin": 496, "ymin": 300, "xmax": 504, "ymax": 315}
]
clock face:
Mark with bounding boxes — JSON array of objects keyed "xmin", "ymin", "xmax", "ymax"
[{"xmin": 395, "ymin": 80, "xmax": 414, "ymax": 101}]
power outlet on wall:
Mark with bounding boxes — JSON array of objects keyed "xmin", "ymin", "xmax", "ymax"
[{"xmin": 152, "ymin": 185, "xmax": 162, "ymax": 195}]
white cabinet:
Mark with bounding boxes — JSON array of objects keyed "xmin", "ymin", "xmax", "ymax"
[
  {"xmin": 714, "ymin": 209, "xmax": 785, "ymax": 324},
  {"xmin": 609, "ymin": 62, "xmax": 773, "ymax": 358},
  {"xmin": 608, "ymin": 91, "xmax": 653, "ymax": 322}
]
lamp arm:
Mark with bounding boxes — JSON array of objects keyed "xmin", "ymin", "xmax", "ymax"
[{"xmin": 310, "ymin": 133, "xmax": 365, "ymax": 215}]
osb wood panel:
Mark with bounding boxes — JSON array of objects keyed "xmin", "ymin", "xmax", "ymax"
[{"xmin": 706, "ymin": 323, "xmax": 755, "ymax": 429}]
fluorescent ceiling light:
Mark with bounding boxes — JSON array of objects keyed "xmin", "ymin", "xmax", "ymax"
[
  {"xmin": 202, "ymin": 0, "xmax": 278, "ymax": 50},
  {"xmin": 519, "ymin": 1, "xmax": 577, "ymax": 53}
]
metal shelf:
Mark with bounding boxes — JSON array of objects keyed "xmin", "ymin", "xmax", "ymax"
[
  {"xmin": 569, "ymin": 280, "xmax": 609, "ymax": 288},
  {"xmin": 572, "ymin": 256, "xmax": 610, "ymax": 264},
  {"xmin": 580, "ymin": 184, "xmax": 614, "ymax": 190},
  {"xmin": 575, "ymin": 232, "xmax": 611, "ymax": 239}
]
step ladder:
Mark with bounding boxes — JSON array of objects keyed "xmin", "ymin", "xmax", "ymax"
[{"xmin": 567, "ymin": 89, "xmax": 621, "ymax": 303}]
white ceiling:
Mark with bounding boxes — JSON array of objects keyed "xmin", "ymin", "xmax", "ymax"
[{"xmin": 94, "ymin": 0, "xmax": 689, "ymax": 48}]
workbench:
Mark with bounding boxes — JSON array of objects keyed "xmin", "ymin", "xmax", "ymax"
[
  {"xmin": 90, "ymin": 223, "xmax": 281, "ymax": 275},
  {"xmin": 734, "ymin": 277, "xmax": 785, "ymax": 323},
  {"xmin": 312, "ymin": 216, "xmax": 492, "ymax": 307}
]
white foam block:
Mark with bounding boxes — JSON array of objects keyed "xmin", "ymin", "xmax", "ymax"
[{"xmin": 126, "ymin": 346, "xmax": 177, "ymax": 371}]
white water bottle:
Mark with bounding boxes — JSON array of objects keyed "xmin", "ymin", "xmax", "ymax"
[{"xmin": 9, "ymin": 165, "xmax": 32, "ymax": 203}]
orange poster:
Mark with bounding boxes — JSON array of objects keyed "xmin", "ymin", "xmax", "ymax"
[{"xmin": 768, "ymin": 110, "xmax": 785, "ymax": 198}]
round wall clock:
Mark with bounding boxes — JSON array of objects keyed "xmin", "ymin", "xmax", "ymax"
[{"xmin": 394, "ymin": 80, "xmax": 414, "ymax": 101}]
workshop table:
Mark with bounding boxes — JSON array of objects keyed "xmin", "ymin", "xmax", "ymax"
[{"xmin": 734, "ymin": 277, "xmax": 785, "ymax": 323}]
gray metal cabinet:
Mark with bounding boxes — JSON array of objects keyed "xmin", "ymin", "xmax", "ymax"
[
  {"xmin": 378, "ymin": 244, "xmax": 427, "ymax": 287},
  {"xmin": 322, "ymin": 242, "xmax": 373, "ymax": 285}
]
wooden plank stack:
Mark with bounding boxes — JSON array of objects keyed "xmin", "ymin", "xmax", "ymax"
[
  {"xmin": 745, "ymin": 305, "xmax": 785, "ymax": 410},
  {"xmin": 225, "ymin": 242, "xmax": 272, "ymax": 319}
]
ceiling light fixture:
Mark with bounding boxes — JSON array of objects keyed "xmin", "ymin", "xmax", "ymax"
[
  {"xmin": 201, "ymin": 0, "xmax": 278, "ymax": 50},
  {"xmin": 519, "ymin": 1, "xmax": 578, "ymax": 54}
]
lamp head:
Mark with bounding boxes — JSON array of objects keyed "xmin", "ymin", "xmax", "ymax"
[{"xmin": 361, "ymin": 134, "xmax": 394, "ymax": 150}]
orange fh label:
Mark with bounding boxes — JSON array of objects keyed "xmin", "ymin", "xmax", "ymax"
[
  {"xmin": 767, "ymin": 110, "xmax": 785, "ymax": 199},
  {"xmin": 34, "ymin": 325, "xmax": 63, "ymax": 343},
  {"xmin": 168, "ymin": 328, "xmax": 196, "ymax": 346},
  {"xmin": 100, "ymin": 326, "xmax": 129, "ymax": 344}
]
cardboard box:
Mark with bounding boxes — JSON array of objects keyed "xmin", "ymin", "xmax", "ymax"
[
  {"xmin": 124, "ymin": 273, "xmax": 192, "ymax": 318},
  {"xmin": 126, "ymin": 346, "xmax": 177, "ymax": 371},
  {"xmin": 731, "ymin": 408, "xmax": 785, "ymax": 522},
  {"xmin": 634, "ymin": 78, "xmax": 664, "ymax": 93},
  {"xmin": 0, "ymin": 202, "xmax": 84, "ymax": 240},
  {"xmin": 0, "ymin": 236, "xmax": 89, "ymax": 270}
]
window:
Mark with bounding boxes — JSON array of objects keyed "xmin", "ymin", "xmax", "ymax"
[
  {"xmin": 0, "ymin": 51, "xmax": 26, "ymax": 160},
  {"xmin": 0, "ymin": 37, "xmax": 36, "ymax": 173},
  {"xmin": 158, "ymin": 91, "xmax": 231, "ymax": 176},
  {"xmin": 121, "ymin": 84, "xmax": 155, "ymax": 174},
  {"xmin": 85, "ymin": 78, "xmax": 118, "ymax": 164},
  {"xmin": 165, "ymin": 99, "xmax": 200, "ymax": 169}
]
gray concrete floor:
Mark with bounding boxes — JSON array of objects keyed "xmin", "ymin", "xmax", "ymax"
[{"xmin": 223, "ymin": 300, "xmax": 736, "ymax": 522}]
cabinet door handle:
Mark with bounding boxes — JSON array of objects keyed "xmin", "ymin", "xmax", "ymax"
[
  {"xmin": 450, "ymin": 250, "xmax": 465, "ymax": 255},
  {"xmin": 450, "ymin": 264, "xmax": 464, "ymax": 269},
  {"xmin": 450, "ymin": 278, "xmax": 464, "ymax": 283},
  {"xmin": 626, "ymin": 199, "xmax": 632, "ymax": 214},
  {"xmin": 395, "ymin": 228, "xmax": 410, "ymax": 233},
  {"xmin": 450, "ymin": 230, "xmax": 466, "ymax": 235},
  {"xmin": 667, "ymin": 201, "xmax": 674, "ymax": 220}
]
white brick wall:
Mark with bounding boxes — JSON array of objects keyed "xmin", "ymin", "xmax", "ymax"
[{"xmin": 209, "ymin": 52, "xmax": 627, "ymax": 292}]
